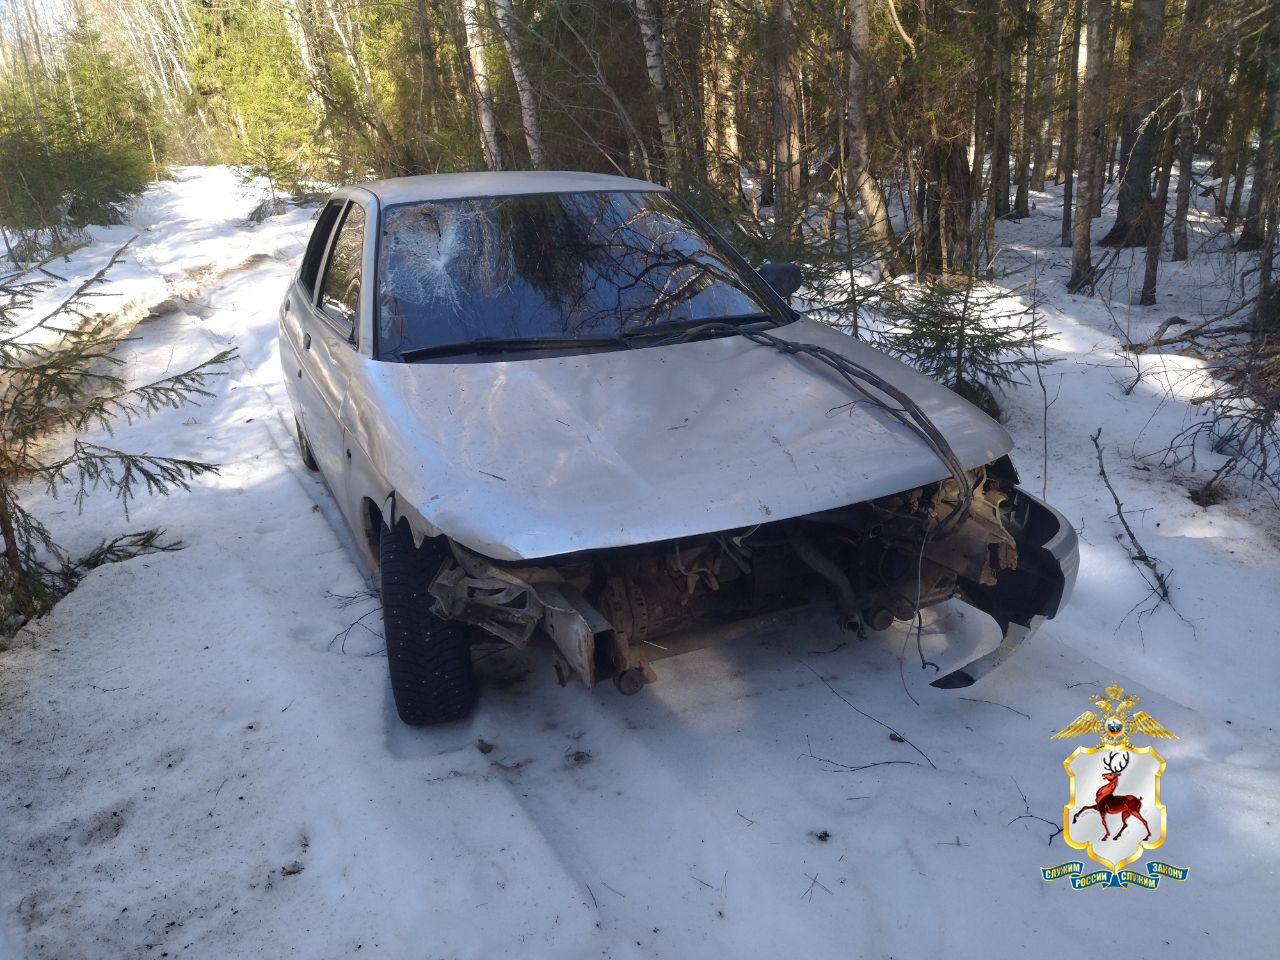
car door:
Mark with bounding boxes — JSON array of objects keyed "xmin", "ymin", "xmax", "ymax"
[
  {"xmin": 298, "ymin": 200, "xmax": 367, "ymax": 487},
  {"xmin": 283, "ymin": 199, "xmax": 342, "ymax": 434}
]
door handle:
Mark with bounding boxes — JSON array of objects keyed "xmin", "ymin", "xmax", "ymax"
[{"xmin": 303, "ymin": 332, "xmax": 312, "ymax": 350}]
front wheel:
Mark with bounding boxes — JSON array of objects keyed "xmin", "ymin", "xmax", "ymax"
[
  {"xmin": 379, "ymin": 523, "xmax": 476, "ymax": 725},
  {"xmin": 295, "ymin": 417, "xmax": 319, "ymax": 471}
]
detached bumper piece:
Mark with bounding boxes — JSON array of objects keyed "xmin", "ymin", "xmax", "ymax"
[{"xmin": 931, "ymin": 488, "xmax": 1079, "ymax": 689}]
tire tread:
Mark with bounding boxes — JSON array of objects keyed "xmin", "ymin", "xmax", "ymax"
[{"xmin": 379, "ymin": 524, "xmax": 476, "ymax": 725}]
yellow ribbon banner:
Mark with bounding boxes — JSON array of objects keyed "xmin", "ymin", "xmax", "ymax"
[{"xmin": 1042, "ymin": 861, "xmax": 1189, "ymax": 889}]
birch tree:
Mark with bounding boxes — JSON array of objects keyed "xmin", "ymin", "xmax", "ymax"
[
  {"xmin": 492, "ymin": 0, "xmax": 546, "ymax": 168},
  {"xmin": 706, "ymin": 0, "xmax": 741, "ymax": 191},
  {"xmin": 632, "ymin": 0, "xmax": 680, "ymax": 180},
  {"xmin": 460, "ymin": 0, "xmax": 502, "ymax": 170}
]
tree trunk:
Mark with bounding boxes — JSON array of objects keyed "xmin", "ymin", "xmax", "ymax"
[
  {"xmin": 1101, "ymin": 0, "xmax": 1167, "ymax": 247},
  {"xmin": 847, "ymin": 0, "xmax": 900, "ymax": 274},
  {"xmin": 13, "ymin": 18, "xmax": 50, "ymax": 160},
  {"xmin": 492, "ymin": 0, "xmax": 546, "ymax": 168},
  {"xmin": 1218, "ymin": 83, "xmax": 1256, "ymax": 221},
  {"xmin": 323, "ymin": 0, "xmax": 399, "ymax": 170},
  {"xmin": 1069, "ymin": 0, "xmax": 1111, "ymax": 291},
  {"xmin": 633, "ymin": 0, "xmax": 680, "ymax": 181},
  {"xmin": 991, "ymin": 0, "xmax": 1013, "ymax": 219},
  {"xmin": 1171, "ymin": 0, "xmax": 1201, "ymax": 262},
  {"xmin": 0, "ymin": 225, "xmax": 19, "ymax": 269},
  {"xmin": 1227, "ymin": 158, "xmax": 1247, "ymax": 229},
  {"xmin": 1060, "ymin": 0, "xmax": 1083, "ymax": 246},
  {"xmin": 1091, "ymin": 12, "xmax": 1121, "ymax": 219},
  {"xmin": 0, "ymin": 489, "xmax": 35, "ymax": 619},
  {"xmin": 972, "ymin": 27, "xmax": 994, "ymax": 210},
  {"xmin": 283, "ymin": 0, "xmax": 325, "ymax": 111},
  {"xmin": 460, "ymin": 0, "xmax": 502, "ymax": 170},
  {"xmin": 1013, "ymin": 20, "xmax": 1036, "ymax": 219},
  {"xmin": 1251, "ymin": 0, "xmax": 1280, "ymax": 324},
  {"xmin": 708, "ymin": 1, "xmax": 741, "ymax": 192},
  {"xmin": 1032, "ymin": 0, "xmax": 1069, "ymax": 190},
  {"xmin": 770, "ymin": 0, "xmax": 803, "ymax": 242},
  {"xmin": 1171, "ymin": 124, "xmax": 1194, "ymax": 261},
  {"xmin": 1216, "ymin": 150, "xmax": 1234, "ymax": 218},
  {"xmin": 1141, "ymin": 118, "xmax": 1176, "ymax": 304},
  {"xmin": 1239, "ymin": 60, "xmax": 1280, "ymax": 249}
]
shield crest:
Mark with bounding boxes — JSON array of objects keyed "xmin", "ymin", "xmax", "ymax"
[{"xmin": 1063, "ymin": 746, "xmax": 1167, "ymax": 872}]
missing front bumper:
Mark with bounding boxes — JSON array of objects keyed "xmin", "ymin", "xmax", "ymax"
[
  {"xmin": 931, "ymin": 487, "xmax": 1079, "ymax": 688},
  {"xmin": 428, "ymin": 485, "xmax": 1079, "ymax": 694}
]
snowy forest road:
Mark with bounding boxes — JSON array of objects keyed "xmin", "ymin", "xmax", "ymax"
[{"xmin": 1, "ymin": 169, "xmax": 1278, "ymax": 959}]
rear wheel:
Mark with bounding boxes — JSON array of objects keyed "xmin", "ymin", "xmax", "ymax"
[
  {"xmin": 295, "ymin": 417, "xmax": 319, "ymax": 471},
  {"xmin": 379, "ymin": 522, "xmax": 476, "ymax": 725}
]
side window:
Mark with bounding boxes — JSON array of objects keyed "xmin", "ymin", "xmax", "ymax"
[
  {"xmin": 299, "ymin": 201, "xmax": 344, "ymax": 296},
  {"xmin": 318, "ymin": 203, "xmax": 366, "ymax": 339}
]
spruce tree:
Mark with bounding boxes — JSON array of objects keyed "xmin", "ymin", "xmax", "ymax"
[{"xmin": 0, "ymin": 244, "xmax": 232, "ymax": 625}]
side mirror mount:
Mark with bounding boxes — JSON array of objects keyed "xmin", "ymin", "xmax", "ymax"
[{"xmin": 758, "ymin": 261, "xmax": 803, "ymax": 300}]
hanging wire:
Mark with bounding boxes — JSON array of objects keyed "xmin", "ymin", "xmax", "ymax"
[{"xmin": 664, "ymin": 322, "xmax": 975, "ymax": 537}]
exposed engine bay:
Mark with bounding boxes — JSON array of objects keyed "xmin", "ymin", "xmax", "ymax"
[{"xmin": 428, "ymin": 458, "xmax": 1073, "ymax": 693}]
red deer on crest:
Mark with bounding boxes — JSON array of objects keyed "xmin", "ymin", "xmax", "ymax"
[{"xmin": 1072, "ymin": 751, "xmax": 1152, "ymax": 841}]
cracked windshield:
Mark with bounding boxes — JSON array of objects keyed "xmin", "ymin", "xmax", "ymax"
[{"xmin": 377, "ymin": 190, "xmax": 777, "ymax": 358}]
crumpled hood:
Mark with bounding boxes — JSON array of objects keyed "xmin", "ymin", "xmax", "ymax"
[{"xmin": 358, "ymin": 319, "xmax": 1013, "ymax": 560}]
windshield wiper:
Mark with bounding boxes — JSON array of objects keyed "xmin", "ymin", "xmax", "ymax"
[
  {"xmin": 397, "ymin": 315, "xmax": 779, "ymax": 361},
  {"xmin": 618, "ymin": 312, "xmax": 779, "ymax": 342},
  {"xmin": 398, "ymin": 335, "xmax": 626, "ymax": 362}
]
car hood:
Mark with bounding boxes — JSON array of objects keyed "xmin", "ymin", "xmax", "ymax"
[{"xmin": 360, "ymin": 319, "xmax": 1013, "ymax": 560}]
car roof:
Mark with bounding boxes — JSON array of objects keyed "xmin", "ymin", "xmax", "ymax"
[{"xmin": 353, "ymin": 171, "xmax": 666, "ymax": 205}]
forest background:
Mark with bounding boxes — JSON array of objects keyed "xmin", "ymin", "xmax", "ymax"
[{"xmin": 1, "ymin": 0, "xmax": 1278, "ymax": 497}]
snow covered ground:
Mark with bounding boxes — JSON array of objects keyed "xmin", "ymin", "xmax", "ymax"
[{"xmin": 2, "ymin": 167, "xmax": 1278, "ymax": 959}]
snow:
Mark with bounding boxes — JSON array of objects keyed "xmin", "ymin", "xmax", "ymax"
[{"xmin": 2, "ymin": 166, "xmax": 1279, "ymax": 959}]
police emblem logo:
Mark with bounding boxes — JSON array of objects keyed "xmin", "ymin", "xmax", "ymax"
[{"xmin": 1041, "ymin": 684, "xmax": 1190, "ymax": 890}]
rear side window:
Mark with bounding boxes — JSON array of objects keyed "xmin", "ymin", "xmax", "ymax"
[
  {"xmin": 299, "ymin": 201, "xmax": 344, "ymax": 295},
  {"xmin": 318, "ymin": 204, "xmax": 366, "ymax": 339}
]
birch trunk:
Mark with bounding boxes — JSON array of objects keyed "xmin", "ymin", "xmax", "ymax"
[
  {"xmin": 13, "ymin": 19, "xmax": 50, "ymax": 159},
  {"xmin": 632, "ymin": 0, "xmax": 680, "ymax": 180},
  {"xmin": 460, "ymin": 0, "xmax": 503, "ymax": 170},
  {"xmin": 283, "ymin": 0, "xmax": 326, "ymax": 110},
  {"xmin": 323, "ymin": 0, "xmax": 397, "ymax": 165},
  {"xmin": 718, "ymin": 13, "xmax": 741, "ymax": 191},
  {"xmin": 492, "ymin": 0, "xmax": 546, "ymax": 168}
]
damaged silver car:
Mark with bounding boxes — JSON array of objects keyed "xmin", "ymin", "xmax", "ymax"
[{"xmin": 279, "ymin": 171, "xmax": 1078, "ymax": 725}]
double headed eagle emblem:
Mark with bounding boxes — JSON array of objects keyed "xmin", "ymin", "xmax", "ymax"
[{"xmin": 1051, "ymin": 684, "xmax": 1177, "ymax": 749}]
